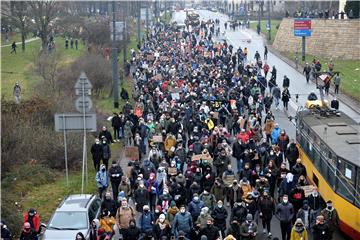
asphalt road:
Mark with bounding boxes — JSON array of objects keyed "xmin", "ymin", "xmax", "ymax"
[{"xmin": 171, "ymin": 9, "xmax": 350, "ymax": 240}]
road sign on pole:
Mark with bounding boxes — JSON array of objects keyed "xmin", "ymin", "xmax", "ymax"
[
  {"xmin": 294, "ymin": 18, "xmax": 312, "ymax": 37},
  {"xmin": 55, "ymin": 72, "xmax": 96, "ymax": 193}
]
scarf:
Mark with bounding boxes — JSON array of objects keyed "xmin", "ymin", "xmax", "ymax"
[{"xmin": 167, "ymin": 207, "xmax": 179, "ymax": 216}]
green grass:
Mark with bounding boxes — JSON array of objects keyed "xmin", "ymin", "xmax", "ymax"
[
  {"xmin": 1, "ymin": 36, "xmax": 85, "ymax": 100},
  {"xmin": 283, "ymin": 51, "xmax": 360, "ymax": 101},
  {"xmin": 22, "ymin": 162, "xmax": 98, "ymax": 223},
  {"xmin": 1, "ymin": 32, "xmax": 29, "ymax": 46},
  {"xmin": 250, "ymin": 19, "xmax": 281, "ymax": 44}
]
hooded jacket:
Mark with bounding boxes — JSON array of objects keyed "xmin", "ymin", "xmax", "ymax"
[
  {"xmin": 188, "ymin": 199, "xmax": 205, "ymax": 219},
  {"xmin": 172, "ymin": 211, "xmax": 193, "ymax": 234},
  {"xmin": 275, "ymin": 202, "xmax": 294, "ymax": 223},
  {"xmin": 95, "ymin": 165, "xmax": 108, "ymax": 188}
]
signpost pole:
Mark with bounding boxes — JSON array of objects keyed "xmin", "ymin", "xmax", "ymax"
[
  {"xmin": 137, "ymin": 1, "xmax": 141, "ymax": 47},
  {"xmin": 302, "ymin": 36, "xmax": 306, "ymax": 61},
  {"xmin": 63, "ymin": 114, "xmax": 69, "ymax": 186},
  {"xmin": 267, "ymin": 0, "xmax": 271, "ymax": 41},
  {"xmin": 112, "ymin": 1, "xmax": 119, "ymax": 109}
]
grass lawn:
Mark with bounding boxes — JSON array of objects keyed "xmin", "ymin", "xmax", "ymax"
[
  {"xmin": 282, "ymin": 51, "xmax": 360, "ymax": 102},
  {"xmin": 250, "ymin": 19, "xmax": 281, "ymax": 44},
  {"xmin": 1, "ymin": 36, "xmax": 85, "ymax": 100}
]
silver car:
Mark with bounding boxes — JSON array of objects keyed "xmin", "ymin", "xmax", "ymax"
[{"xmin": 41, "ymin": 194, "xmax": 101, "ymax": 240}]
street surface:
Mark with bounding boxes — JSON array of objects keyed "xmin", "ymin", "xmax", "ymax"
[{"xmin": 169, "ymin": 9, "xmax": 351, "ymax": 240}]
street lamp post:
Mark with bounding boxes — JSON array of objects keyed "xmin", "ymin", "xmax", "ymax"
[
  {"xmin": 267, "ymin": 0, "xmax": 271, "ymax": 41},
  {"xmin": 257, "ymin": 1, "xmax": 261, "ymax": 34},
  {"xmin": 111, "ymin": 1, "xmax": 119, "ymax": 108}
]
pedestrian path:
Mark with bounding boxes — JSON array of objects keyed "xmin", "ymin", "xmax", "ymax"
[{"xmin": 1, "ymin": 37, "xmax": 39, "ymax": 47}]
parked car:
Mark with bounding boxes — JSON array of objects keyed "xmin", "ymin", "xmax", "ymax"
[{"xmin": 40, "ymin": 194, "xmax": 101, "ymax": 240}]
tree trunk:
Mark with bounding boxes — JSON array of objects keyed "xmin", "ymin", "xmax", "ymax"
[{"xmin": 21, "ymin": 32, "xmax": 25, "ymax": 52}]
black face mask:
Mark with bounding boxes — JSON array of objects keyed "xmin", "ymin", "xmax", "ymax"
[{"xmin": 207, "ymin": 224, "xmax": 212, "ymax": 228}]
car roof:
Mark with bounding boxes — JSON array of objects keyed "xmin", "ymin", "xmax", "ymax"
[{"xmin": 57, "ymin": 194, "xmax": 96, "ymax": 212}]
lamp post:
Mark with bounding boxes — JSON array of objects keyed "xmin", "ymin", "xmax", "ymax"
[
  {"xmin": 267, "ymin": 0, "xmax": 271, "ymax": 41},
  {"xmin": 257, "ymin": 0, "xmax": 261, "ymax": 35}
]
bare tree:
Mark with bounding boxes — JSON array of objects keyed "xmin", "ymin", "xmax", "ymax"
[
  {"xmin": 29, "ymin": 0, "xmax": 58, "ymax": 49},
  {"xmin": 1, "ymin": 1, "xmax": 31, "ymax": 51},
  {"xmin": 34, "ymin": 51, "xmax": 60, "ymax": 92}
]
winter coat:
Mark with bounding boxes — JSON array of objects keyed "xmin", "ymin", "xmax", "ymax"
[
  {"xmin": 320, "ymin": 208, "xmax": 340, "ymax": 232},
  {"xmin": 227, "ymin": 222, "xmax": 241, "ymax": 240},
  {"xmin": 227, "ymin": 185, "xmax": 244, "ymax": 204},
  {"xmin": 276, "ymin": 202, "xmax": 294, "ymax": 223},
  {"xmin": 172, "ymin": 211, "xmax": 193, "ymax": 234},
  {"xmin": 232, "ymin": 141, "xmax": 244, "ymax": 159},
  {"xmin": 307, "ymin": 194, "xmax": 321, "ymax": 211},
  {"xmin": 312, "ymin": 223, "xmax": 331, "ymax": 240},
  {"xmin": 222, "ymin": 170, "xmax": 236, "ymax": 187},
  {"xmin": 116, "ymin": 206, "xmax": 135, "ymax": 229},
  {"xmin": 124, "ymin": 121, "xmax": 134, "ymax": 139},
  {"xmin": 286, "ymin": 143, "xmax": 299, "ymax": 163},
  {"xmin": 99, "ymin": 216, "xmax": 115, "ymax": 233},
  {"xmin": 140, "ymin": 212, "xmax": 155, "ymax": 233},
  {"xmin": 142, "ymin": 160, "xmax": 156, "ymax": 179},
  {"xmin": 91, "ymin": 143, "xmax": 103, "ymax": 161},
  {"xmin": 196, "ymin": 213, "xmax": 212, "ymax": 230},
  {"xmin": 188, "ymin": 200, "xmax": 205, "ymax": 219},
  {"xmin": 240, "ymin": 221, "xmax": 258, "ymax": 240},
  {"xmin": 278, "ymin": 133, "xmax": 289, "ymax": 152},
  {"xmin": 112, "ymin": 115, "xmax": 122, "ymax": 128},
  {"xmin": 258, "ymin": 196, "xmax": 275, "ymax": 220},
  {"xmin": 118, "ymin": 181, "xmax": 131, "ymax": 198},
  {"xmin": 292, "ymin": 163, "xmax": 307, "ymax": 179},
  {"xmin": 134, "ymin": 187, "xmax": 149, "ymax": 212},
  {"xmin": 200, "ymin": 225, "xmax": 220, "ymax": 240},
  {"xmin": 211, "ymin": 183, "xmax": 226, "ymax": 203},
  {"xmin": 199, "ymin": 193, "xmax": 216, "ymax": 212},
  {"xmin": 101, "ymin": 143, "xmax": 111, "ymax": 160},
  {"xmin": 101, "ymin": 199, "xmax": 118, "ymax": 217},
  {"xmin": 24, "ymin": 212, "xmax": 41, "ymax": 233},
  {"xmin": 99, "ymin": 130, "xmax": 113, "ymax": 143},
  {"xmin": 231, "ymin": 204, "xmax": 248, "ymax": 222},
  {"xmin": 211, "ymin": 206, "xmax": 228, "ymax": 231},
  {"xmin": 95, "ymin": 169, "xmax": 108, "ymax": 188},
  {"xmin": 108, "ymin": 165, "xmax": 123, "ymax": 183},
  {"xmin": 153, "ymin": 222, "xmax": 172, "ymax": 240},
  {"xmin": 127, "ymin": 225, "xmax": 141, "ymax": 239},
  {"xmin": 19, "ymin": 230, "xmax": 37, "ymax": 240},
  {"xmin": 290, "ymin": 225, "xmax": 308, "ymax": 240},
  {"xmin": 271, "ymin": 127, "xmax": 281, "ymax": 144}
]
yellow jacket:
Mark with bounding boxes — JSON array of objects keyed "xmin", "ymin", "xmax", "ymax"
[
  {"xmin": 290, "ymin": 227, "xmax": 308, "ymax": 240},
  {"xmin": 100, "ymin": 216, "xmax": 116, "ymax": 233}
]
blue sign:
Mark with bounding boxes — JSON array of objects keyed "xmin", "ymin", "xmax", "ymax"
[{"xmin": 294, "ymin": 29, "xmax": 312, "ymax": 37}]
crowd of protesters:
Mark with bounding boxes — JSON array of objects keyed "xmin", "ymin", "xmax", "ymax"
[{"xmin": 3, "ymin": 13, "xmax": 341, "ymax": 240}]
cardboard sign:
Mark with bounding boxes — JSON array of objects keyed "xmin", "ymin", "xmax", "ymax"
[
  {"xmin": 160, "ymin": 56, "xmax": 169, "ymax": 61},
  {"xmin": 147, "ymin": 54, "xmax": 155, "ymax": 61},
  {"xmin": 191, "ymin": 153, "xmax": 213, "ymax": 163},
  {"xmin": 230, "ymin": 99, "xmax": 237, "ymax": 110},
  {"xmin": 124, "ymin": 146, "xmax": 139, "ymax": 161},
  {"xmin": 152, "ymin": 135, "xmax": 163, "ymax": 143},
  {"xmin": 213, "ymin": 112, "xmax": 219, "ymax": 119},
  {"xmin": 299, "ymin": 185, "xmax": 315, "ymax": 197}
]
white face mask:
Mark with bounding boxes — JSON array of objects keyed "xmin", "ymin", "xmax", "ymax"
[
  {"xmin": 180, "ymin": 209, "xmax": 185, "ymax": 213},
  {"xmin": 283, "ymin": 199, "xmax": 288, "ymax": 204}
]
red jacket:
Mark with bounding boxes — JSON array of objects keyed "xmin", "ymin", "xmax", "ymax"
[{"xmin": 24, "ymin": 213, "xmax": 41, "ymax": 233}]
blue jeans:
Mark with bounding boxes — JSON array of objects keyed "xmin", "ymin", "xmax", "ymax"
[{"xmin": 236, "ymin": 158, "xmax": 243, "ymax": 174}]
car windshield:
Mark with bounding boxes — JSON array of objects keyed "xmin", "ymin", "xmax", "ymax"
[{"xmin": 49, "ymin": 211, "xmax": 88, "ymax": 230}]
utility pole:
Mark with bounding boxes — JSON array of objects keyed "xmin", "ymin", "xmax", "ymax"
[
  {"xmin": 257, "ymin": 1, "xmax": 261, "ymax": 34},
  {"xmin": 301, "ymin": 0, "xmax": 306, "ymax": 61},
  {"xmin": 112, "ymin": 1, "xmax": 119, "ymax": 108},
  {"xmin": 267, "ymin": 0, "xmax": 271, "ymax": 41},
  {"xmin": 146, "ymin": 1, "xmax": 149, "ymax": 33},
  {"xmin": 137, "ymin": 1, "xmax": 141, "ymax": 48},
  {"xmin": 122, "ymin": 1, "xmax": 127, "ymax": 85}
]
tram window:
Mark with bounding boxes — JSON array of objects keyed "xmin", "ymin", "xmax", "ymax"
[
  {"xmin": 313, "ymin": 148, "xmax": 321, "ymax": 170},
  {"xmin": 336, "ymin": 172, "xmax": 354, "ymax": 203},
  {"xmin": 339, "ymin": 160, "xmax": 355, "ymax": 184}
]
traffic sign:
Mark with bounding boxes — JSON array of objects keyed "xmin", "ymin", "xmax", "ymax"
[
  {"xmin": 294, "ymin": 18, "xmax": 312, "ymax": 37},
  {"xmin": 74, "ymin": 72, "xmax": 92, "ymax": 91},
  {"xmin": 54, "ymin": 113, "xmax": 97, "ymax": 132},
  {"xmin": 75, "ymin": 96, "xmax": 93, "ymax": 113}
]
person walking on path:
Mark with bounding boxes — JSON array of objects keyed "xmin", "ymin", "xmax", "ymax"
[
  {"xmin": 303, "ymin": 63, "xmax": 311, "ymax": 83},
  {"xmin": 108, "ymin": 160, "xmax": 123, "ymax": 201},
  {"xmin": 264, "ymin": 45, "xmax": 268, "ymax": 60},
  {"xmin": 91, "ymin": 138, "xmax": 103, "ymax": 171},
  {"xmin": 276, "ymin": 195, "xmax": 294, "ymax": 240},
  {"xmin": 282, "ymin": 88, "xmax": 291, "ymax": 111},
  {"xmin": 75, "ymin": 39, "xmax": 78, "ymax": 50},
  {"xmin": 334, "ymin": 73, "xmax": 341, "ymax": 94},
  {"xmin": 10, "ymin": 41, "xmax": 17, "ymax": 54},
  {"xmin": 95, "ymin": 164, "xmax": 108, "ymax": 199},
  {"xmin": 13, "ymin": 81, "xmax": 21, "ymax": 104},
  {"xmin": 65, "ymin": 38, "xmax": 69, "ymax": 49}
]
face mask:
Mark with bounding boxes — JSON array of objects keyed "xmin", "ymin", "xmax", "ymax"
[
  {"xmin": 180, "ymin": 209, "xmax": 185, "ymax": 213},
  {"xmin": 283, "ymin": 199, "xmax": 288, "ymax": 204},
  {"xmin": 193, "ymin": 197, "xmax": 199, "ymax": 201},
  {"xmin": 144, "ymin": 209, "xmax": 149, "ymax": 213},
  {"xmin": 155, "ymin": 209, "xmax": 159, "ymax": 213},
  {"xmin": 159, "ymin": 218, "xmax": 165, "ymax": 223},
  {"xmin": 207, "ymin": 224, "xmax": 212, "ymax": 228},
  {"xmin": 246, "ymin": 220, "xmax": 251, "ymax": 224},
  {"xmin": 139, "ymin": 184, "xmax": 144, "ymax": 188},
  {"xmin": 96, "ymin": 141, "xmax": 100, "ymax": 144},
  {"xmin": 327, "ymin": 205, "xmax": 332, "ymax": 210},
  {"xmin": 103, "ymin": 141, "xmax": 106, "ymax": 144},
  {"xmin": 102, "ymin": 168, "xmax": 106, "ymax": 172},
  {"xmin": 217, "ymin": 204, "xmax": 223, "ymax": 208}
]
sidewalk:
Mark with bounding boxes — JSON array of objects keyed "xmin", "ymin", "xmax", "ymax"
[
  {"xmin": 1, "ymin": 37, "xmax": 39, "ymax": 48},
  {"xmin": 255, "ymin": 30, "xmax": 360, "ymax": 115}
]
